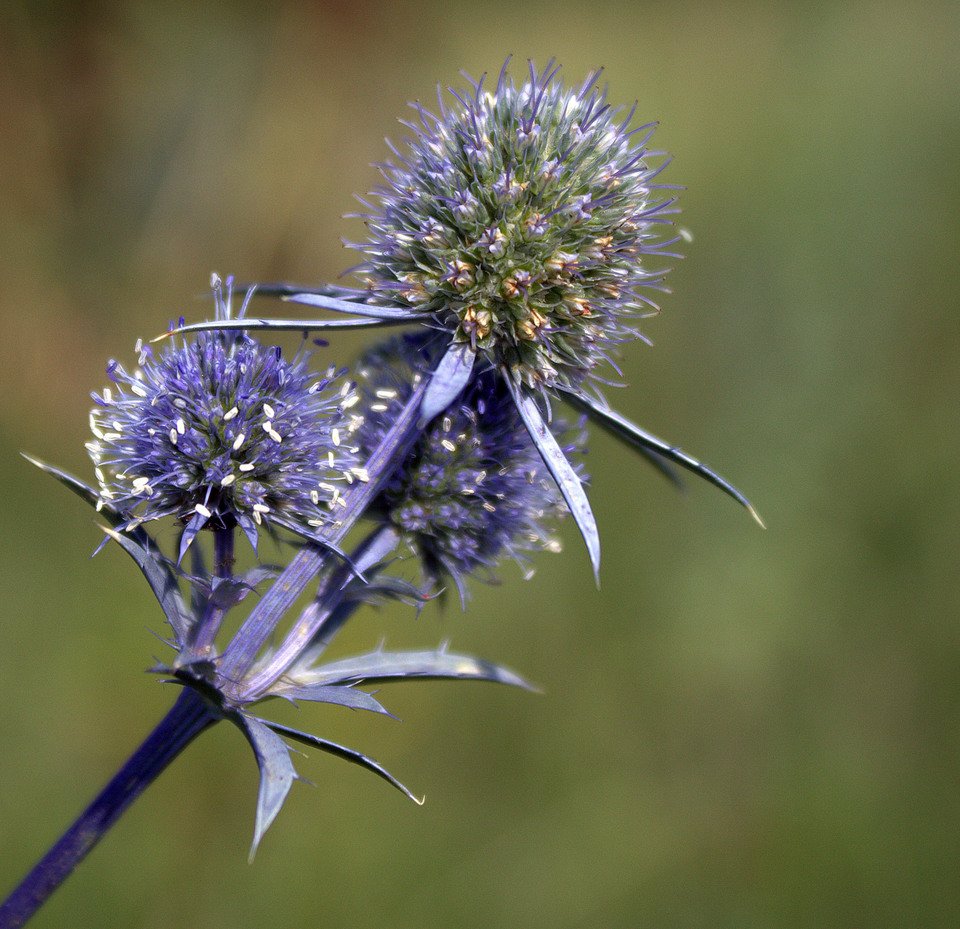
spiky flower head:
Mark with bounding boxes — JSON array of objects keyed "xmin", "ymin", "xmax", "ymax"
[
  {"xmin": 350, "ymin": 58, "xmax": 680, "ymax": 390},
  {"xmin": 87, "ymin": 276, "xmax": 363, "ymax": 552},
  {"xmin": 354, "ymin": 333, "xmax": 586, "ymax": 593}
]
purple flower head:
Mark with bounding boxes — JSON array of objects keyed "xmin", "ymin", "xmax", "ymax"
[
  {"xmin": 166, "ymin": 65, "xmax": 761, "ymax": 580},
  {"xmin": 349, "ymin": 58, "xmax": 681, "ymax": 391},
  {"xmin": 87, "ymin": 276, "xmax": 362, "ymax": 553},
  {"xmin": 354, "ymin": 333, "xmax": 587, "ymax": 595}
]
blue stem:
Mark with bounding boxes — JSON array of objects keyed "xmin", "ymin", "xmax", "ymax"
[
  {"xmin": 0, "ymin": 689, "xmax": 216, "ymax": 929},
  {"xmin": 218, "ymin": 375, "xmax": 429, "ymax": 686},
  {"xmin": 188, "ymin": 525, "xmax": 235, "ymax": 657}
]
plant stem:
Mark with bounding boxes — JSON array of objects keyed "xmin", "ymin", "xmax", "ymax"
[
  {"xmin": 188, "ymin": 525, "xmax": 235, "ymax": 657},
  {"xmin": 241, "ymin": 524, "xmax": 399, "ymax": 698},
  {"xmin": 0, "ymin": 688, "xmax": 216, "ymax": 929},
  {"xmin": 218, "ymin": 374, "xmax": 428, "ymax": 684}
]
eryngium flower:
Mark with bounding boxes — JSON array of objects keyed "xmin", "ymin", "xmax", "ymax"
[
  {"xmin": 349, "ymin": 58, "xmax": 680, "ymax": 390},
  {"xmin": 355, "ymin": 333, "xmax": 586, "ymax": 593},
  {"xmin": 87, "ymin": 277, "xmax": 363, "ymax": 554}
]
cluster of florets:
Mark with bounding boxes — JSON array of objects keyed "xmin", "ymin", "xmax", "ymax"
[
  {"xmin": 351, "ymin": 60, "xmax": 679, "ymax": 390},
  {"xmin": 354, "ymin": 334, "xmax": 586, "ymax": 592},
  {"xmin": 87, "ymin": 328, "xmax": 364, "ymax": 547}
]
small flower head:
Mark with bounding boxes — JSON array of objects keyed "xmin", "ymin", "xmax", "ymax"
[
  {"xmin": 355, "ymin": 333, "xmax": 587, "ymax": 593},
  {"xmin": 351, "ymin": 59, "xmax": 680, "ymax": 390},
  {"xmin": 87, "ymin": 277, "xmax": 361, "ymax": 548}
]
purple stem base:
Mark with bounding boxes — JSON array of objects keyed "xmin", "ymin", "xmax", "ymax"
[{"xmin": 0, "ymin": 688, "xmax": 216, "ymax": 929}]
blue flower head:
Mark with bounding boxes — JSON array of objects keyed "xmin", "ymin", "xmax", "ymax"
[
  {"xmin": 348, "ymin": 58, "xmax": 680, "ymax": 390},
  {"xmin": 355, "ymin": 333, "xmax": 586, "ymax": 596},
  {"xmin": 87, "ymin": 276, "xmax": 363, "ymax": 555}
]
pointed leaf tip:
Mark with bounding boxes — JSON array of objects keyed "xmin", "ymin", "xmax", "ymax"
[
  {"xmin": 236, "ymin": 715, "xmax": 298, "ymax": 860},
  {"xmin": 297, "ymin": 648, "xmax": 537, "ymax": 692},
  {"xmin": 259, "ymin": 719, "xmax": 422, "ymax": 805},
  {"xmin": 503, "ymin": 375, "xmax": 600, "ymax": 582}
]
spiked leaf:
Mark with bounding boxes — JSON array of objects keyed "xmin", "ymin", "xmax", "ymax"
[
  {"xmin": 235, "ymin": 714, "xmax": 298, "ymax": 859},
  {"xmin": 559, "ymin": 390, "xmax": 683, "ymax": 488},
  {"xmin": 294, "ymin": 647, "xmax": 536, "ymax": 690},
  {"xmin": 265, "ymin": 683, "xmax": 392, "ymax": 716},
  {"xmin": 23, "ymin": 455, "xmax": 196, "ymax": 644},
  {"xmin": 282, "ymin": 291, "xmax": 418, "ymax": 320},
  {"xmin": 153, "ymin": 315, "xmax": 409, "ymax": 342},
  {"xmin": 257, "ymin": 718, "xmax": 423, "ymax": 805},
  {"xmin": 562, "ymin": 391, "xmax": 764, "ymax": 526},
  {"xmin": 23, "ymin": 454, "xmax": 124, "ymax": 527},
  {"xmin": 98, "ymin": 527, "xmax": 194, "ymax": 645},
  {"xmin": 502, "ymin": 376, "xmax": 601, "ymax": 581}
]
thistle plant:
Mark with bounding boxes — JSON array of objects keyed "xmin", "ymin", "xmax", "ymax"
[
  {"xmin": 175, "ymin": 57, "xmax": 763, "ymax": 580},
  {"xmin": 1, "ymin": 60, "xmax": 761, "ymax": 929}
]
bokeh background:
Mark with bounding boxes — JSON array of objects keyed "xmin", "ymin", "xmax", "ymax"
[{"xmin": 2, "ymin": 2, "xmax": 959, "ymax": 927}]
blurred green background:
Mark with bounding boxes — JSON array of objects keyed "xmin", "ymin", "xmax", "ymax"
[{"xmin": 2, "ymin": 2, "xmax": 959, "ymax": 927}]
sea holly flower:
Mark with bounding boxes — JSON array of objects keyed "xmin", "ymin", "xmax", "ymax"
[
  {"xmin": 167, "ymin": 60, "xmax": 763, "ymax": 582},
  {"xmin": 88, "ymin": 275, "xmax": 365, "ymax": 561},
  {"xmin": 353, "ymin": 332, "xmax": 586, "ymax": 600}
]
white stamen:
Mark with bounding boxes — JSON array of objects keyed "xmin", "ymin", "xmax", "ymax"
[
  {"xmin": 267, "ymin": 428, "xmax": 282, "ymax": 443},
  {"xmin": 263, "ymin": 403, "xmax": 276, "ymax": 419},
  {"xmin": 375, "ymin": 389, "xmax": 397, "ymax": 399},
  {"xmin": 130, "ymin": 383, "xmax": 147, "ymax": 398},
  {"xmin": 253, "ymin": 503, "xmax": 270, "ymax": 514},
  {"xmin": 176, "ymin": 418, "xmax": 186, "ymax": 435},
  {"xmin": 169, "ymin": 429, "xmax": 178, "ymax": 445},
  {"xmin": 220, "ymin": 474, "xmax": 236, "ymax": 487},
  {"xmin": 232, "ymin": 433, "xmax": 245, "ymax": 450},
  {"xmin": 239, "ymin": 463, "xmax": 255, "ymax": 472},
  {"xmin": 332, "ymin": 429, "xmax": 341, "ymax": 447},
  {"xmin": 223, "ymin": 406, "xmax": 239, "ymax": 421},
  {"xmin": 195, "ymin": 503, "xmax": 212, "ymax": 518},
  {"xmin": 370, "ymin": 403, "xmax": 388, "ymax": 412},
  {"xmin": 441, "ymin": 439, "xmax": 456, "ymax": 452},
  {"xmin": 342, "ymin": 395, "xmax": 359, "ymax": 409}
]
